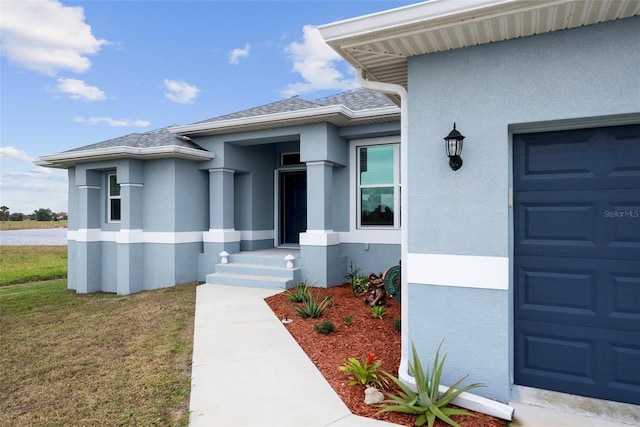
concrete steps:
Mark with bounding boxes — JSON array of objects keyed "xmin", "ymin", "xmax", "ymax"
[{"xmin": 205, "ymin": 251, "xmax": 301, "ymax": 290}]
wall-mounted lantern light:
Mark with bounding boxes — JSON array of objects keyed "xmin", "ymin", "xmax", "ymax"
[{"xmin": 444, "ymin": 123, "xmax": 465, "ymax": 171}]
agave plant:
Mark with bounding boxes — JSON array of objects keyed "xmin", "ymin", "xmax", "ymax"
[
  {"xmin": 292, "ymin": 292, "xmax": 332, "ymax": 318},
  {"xmin": 283, "ymin": 282, "xmax": 312, "ymax": 303},
  {"xmin": 377, "ymin": 342, "xmax": 484, "ymax": 427},
  {"xmin": 370, "ymin": 305, "xmax": 386, "ymax": 319}
]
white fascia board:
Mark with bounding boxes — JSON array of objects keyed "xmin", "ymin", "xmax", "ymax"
[
  {"xmin": 168, "ymin": 105, "xmax": 399, "ymax": 136},
  {"xmin": 37, "ymin": 145, "xmax": 214, "ymax": 168},
  {"xmin": 168, "ymin": 105, "xmax": 349, "ymax": 134},
  {"xmin": 319, "ymin": 0, "xmax": 543, "ymax": 41},
  {"xmin": 350, "ymin": 106, "xmax": 400, "ymax": 119}
]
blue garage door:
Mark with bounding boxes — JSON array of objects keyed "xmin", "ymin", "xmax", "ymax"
[{"xmin": 513, "ymin": 124, "xmax": 640, "ymax": 405}]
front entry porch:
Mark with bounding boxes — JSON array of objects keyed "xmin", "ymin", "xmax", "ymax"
[{"xmin": 205, "ymin": 248, "xmax": 301, "ymax": 290}]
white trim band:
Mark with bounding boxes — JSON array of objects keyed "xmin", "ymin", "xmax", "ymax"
[
  {"xmin": 120, "ymin": 183, "xmax": 144, "ymax": 188},
  {"xmin": 68, "ymin": 229, "xmax": 204, "ymax": 244},
  {"xmin": 203, "ymin": 229, "xmax": 241, "ymax": 243},
  {"xmin": 78, "ymin": 185, "xmax": 101, "ymax": 190},
  {"xmin": 407, "ymin": 253, "xmax": 509, "ymax": 290},
  {"xmin": 306, "ymin": 161, "xmax": 332, "ymax": 167},
  {"xmin": 299, "ymin": 230, "xmax": 340, "ymax": 246}
]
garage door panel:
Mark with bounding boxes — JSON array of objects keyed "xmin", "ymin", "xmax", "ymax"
[
  {"xmin": 610, "ymin": 273, "xmax": 640, "ymax": 322},
  {"xmin": 515, "ymin": 325, "xmax": 596, "ymax": 382},
  {"xmin": 515, "ymin": 320, "xmax": 640, "ymax": 404},
  {"xmin": 609, "ymin": 344, "xmax": 640, "ymax": 394},
  {"xmin": 515, "ymin": 189, "xmax": 639, "ymax": 260},
  {"xmin": 608, "ymin": 125, "xmax": 640, "ymax": 178},
  {"xmin": 514, "ymin": 124, "xmax": 640, "ymax": 405},
  {"xmin": 605, "ymin": 201, "xmax": 640, "ymax": 249},
  {"xmin": 515, "ymin": 256, "xmax": 640, "ymax": 331},
  {"xmin": 514, "ymin": 124, "xmax": 640, "ymax": 191}
]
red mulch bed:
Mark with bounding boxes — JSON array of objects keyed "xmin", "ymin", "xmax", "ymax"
[{"xmin": 264, "ymin": 284, "xmax": 507, "ymax": 427}]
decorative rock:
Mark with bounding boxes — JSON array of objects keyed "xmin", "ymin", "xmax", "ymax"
[
  {"xmin": 220, "ymin": 251, "xmax": 229, "ymax": 264},
  {"xmin": 364, "ymin": 386, "xmax": 384, "ymax": 405}
]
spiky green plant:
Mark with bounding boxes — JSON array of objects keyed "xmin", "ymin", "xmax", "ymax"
[
  {"xmin": 283, "ymin": 282, "xmax": 312, "ymax": 303},
  {"xmin": 292, "ymin": 293, "xmax": 332, "ymax": 318},
  {"xmin": 377, "ymin": 342, "xmax": 484, "ymax": 427},
  {"xmin": 339, "ymin": 352, "xmax": 388, "ymax": 388},
  {"xmin": 370, "ymin": 305, "xmax": 386, "ymax": 319}
]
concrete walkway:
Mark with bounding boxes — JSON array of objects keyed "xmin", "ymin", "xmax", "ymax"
[
  {"xmin": 189, "ymin": 283, "xmax": 634, "ymax": 427},
  {"xmin": 189, "ymin": 283, "xmax": 398, "ymax": 427}
]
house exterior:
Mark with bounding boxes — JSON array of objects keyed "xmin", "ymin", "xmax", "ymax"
[
  {"xmin": 37, "ymin": 89, "xmax": 402, "ymax": 295},
  {"xmin": 37, "ymin": 0, "xmax": 639, "ymax": 422},
  {"xmin": 318, "ymin": 0, "xmax": 639, "ymax": 423}
]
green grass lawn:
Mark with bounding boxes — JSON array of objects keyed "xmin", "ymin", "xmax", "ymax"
[
  {"xmin": 0, "ymin": 280, "xmax": 196, "ymax": 427},
  {"xmin": 0, "ymin": 245, "xmax": 68, "ymax": 286},
  {"xmin": 0, "ymin": 219, "xmax": 68, "ymax": 230}
]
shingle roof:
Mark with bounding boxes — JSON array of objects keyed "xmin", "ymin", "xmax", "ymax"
[
  {"xmin": 315, "ymin": 89, "xmax": 395, "ymax": 110},
  {"xmin": 65, "ymin": 128, "xmax": 207, "ymax": 153},
  {"xmin": 65, "ymin": 89, "xmax": 396, "ymax": 153},
  {"xmin": 194, "ymin": 88, "xmax": 395, "ymax": 125}
]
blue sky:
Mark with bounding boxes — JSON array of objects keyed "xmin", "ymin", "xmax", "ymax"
[{"xmin": 0, "ymin": 0, "xmax": 417, "ymax": 215}]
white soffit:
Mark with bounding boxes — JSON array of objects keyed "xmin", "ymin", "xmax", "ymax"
[{"xmin": 319, "ymin": 0, "xmax": 640, "ymax": 88}]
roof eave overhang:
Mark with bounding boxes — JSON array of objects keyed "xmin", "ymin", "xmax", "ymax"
[
  {"xmin": 318, "ymin": 0, "xmax": 640, "ymax": 88},
  {"xmin": 36, "ymin": 146, "xmax": 215, "ymax": 169},
  {"xmin": 319, "ymin": 0, "xmax": 520, "ymax": 41},
  {"xmin": 168, "ymin": 104, "xmax": 401, "ymax": 137}
]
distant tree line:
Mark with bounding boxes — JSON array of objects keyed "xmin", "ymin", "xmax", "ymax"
[{"xmin": 0, "ymin": 206, "xmax": 68, "ymax": 222}]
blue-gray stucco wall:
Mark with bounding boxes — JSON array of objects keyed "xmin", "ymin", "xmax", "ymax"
[
  {"xmin": 408, "ymin": 17, "xmax": 639, "ymax": 257},
  {"xmin": 66, "ymin": 158, "xmax": 208, "ymax": 294},
  {"xmin": 405, "ymin": 17, "xmax": 639, "ymax": 402},
  {"xmin": 340, "ymin": 243, "xmax": 400, "ymax": 279},
  {"xmin": 143, "ymin": 159, "xmax": 208, "ymax": 232}
]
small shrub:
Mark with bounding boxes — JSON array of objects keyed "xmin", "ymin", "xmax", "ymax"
[
  {"xmin": 339, "ymin": 352, "xmax": 388, "ymax": 388},
  {"xmin": 292, "ymin": 293, "xmax": 332, "ymax": 318},
  {"xmin": 283, "ymin": 282, "xmax": 312, "ymax": 303},
  {"xmin": 346, "ymin": 261, "xmax": 370, "ymax": 294},
  {"xmin": 343, "ymin": 315, "xmax": 354, "ymax": 326},
  {"xmin": 378, "ymin": 342, "xmax": 484, "ymax": 427},
  {"xmin": 345, "ymin": 260, "xmax": 362, "ymax": 283},
  {"xmin": 351, "ymin": 276, "xmax": 370, "ymax": 294},
  {"xmin": 392, "ymin": 318, "xmax": 401, "ymax": 332},
  {"xmin": 314, "ymin": 321, "xmax": 335, "ymax": 335},
  {"xmin": 370, "ymin": 305, "xmax": 386, "ymax": 319}
]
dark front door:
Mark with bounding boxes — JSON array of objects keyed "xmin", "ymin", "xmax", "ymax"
[
  {"xmin": 513, "ymin": 124, "xmax": 640, "ymax": 405},
  {"xmin": 280, "ymin": 171, "xmax": 307, "ymax": 245}
]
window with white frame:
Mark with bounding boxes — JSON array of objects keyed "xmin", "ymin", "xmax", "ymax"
[
  {"xmin": 357, "ymin": 142, "xmax": 400, "ymax": 228},
  {"xmin": 108, "ymin": 173, "xmax": 121, "ymax": 222}
]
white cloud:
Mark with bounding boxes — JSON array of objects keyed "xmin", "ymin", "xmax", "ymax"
[
  {"xmin": 0, "ymin": 0, "xmax": 107, "ymax": 75},
  {"xmin": 55, "ymin": 78, "xmax": 106, "ymax": 101},
  {"xmin": 0, "ymin": 146, "xmax": 34, "ymax": 162},
  {"xmin": 163, "ymin": 79, "xmax": 200, "ymax": 104},
  {"xmin": 282, "ymin": 25, "xmax": 357, "ymax": 96},
  {"xmin": 229, "ymin": 43, "xmax": 250, "ymax": 64},
  {"xmin": 5, "ymin": 167, "xmax": 58, "ymax": 179},
  {"xmin": 73, "ymin": 117, "xmax": 151, "ymax": 127},
  {"xmin": 0, "ymin": 167, "xmax": 68, "ymax": 214}
]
